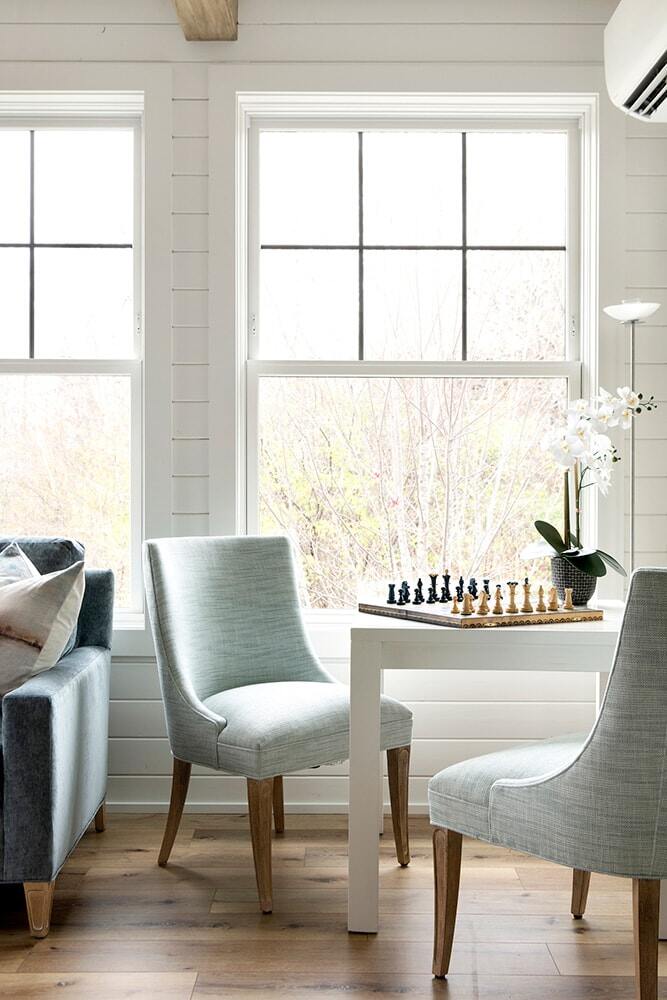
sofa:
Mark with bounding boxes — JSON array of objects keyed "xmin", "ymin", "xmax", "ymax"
[{"xmin": 0, "ymin": 537, "xmax": 113, "ymax": 936}]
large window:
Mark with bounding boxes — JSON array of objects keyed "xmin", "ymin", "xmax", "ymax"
[
  {"xmin": 0, "ymin": 125, "xmax": 140, "ymax": 609},
  {"xmin": 248, "ymin": 124, "xmax": 580, "ymax": 609}
]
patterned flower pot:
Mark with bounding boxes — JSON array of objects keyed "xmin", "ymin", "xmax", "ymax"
[{"xmin": 550, "ymin": 555, "xmax": 597, "ymax": 606}]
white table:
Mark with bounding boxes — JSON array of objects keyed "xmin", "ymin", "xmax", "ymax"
[{"xmin": 348, "ymin": 604, "xmax": 629, "ymax": 934}]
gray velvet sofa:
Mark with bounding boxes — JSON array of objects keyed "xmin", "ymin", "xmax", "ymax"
[{"xmin": 0, "ymin": 537, "xmax": 113, "ymax": 937}]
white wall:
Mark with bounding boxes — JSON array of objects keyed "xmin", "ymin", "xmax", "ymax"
[{"xmin": 4, "ymin": 0, "xmax": 663, "ymax": 811}]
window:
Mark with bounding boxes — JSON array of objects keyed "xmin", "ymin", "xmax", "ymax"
[
  {"xmin": 248, "ymin": 123, "xmax": 580, "ymax": 609},
  {"xmin": 0, "ymin": 125, "xmax": 141, "ymax": 610}
]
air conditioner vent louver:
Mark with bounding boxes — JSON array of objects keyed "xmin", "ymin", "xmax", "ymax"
[{"xmin": 624, "ymin": 48, "xmax": 667, "ymax": 118}]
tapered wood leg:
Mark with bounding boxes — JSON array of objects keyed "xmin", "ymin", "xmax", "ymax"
[
  {"xmin": 158, "ymin": 757, "xmax": 191, "ymax": 867},
  {"xmin": 432, "ymin": 827, "xmax": 462, "ymax": 978},
  {"xmin": 247, "ymin": 777, "xmax": 274, "ymax": 913},
  {"xmin": 273, "ymin": 775, "xmax": 285, "ymax": 834},
  {"xmin": 571, "ymin": 868, "xmax": 591, "ymax": 918},
  {"xmin": 94, "ymin": 802, "xmax": 106, "ymax": 833},
  {"xmin": 387, "ymin": 745, "xmax": 410, "ymax": 866},
  {"xmin": 633, "ymin": 878, "xmax": 660, "ymax": 1000},
  {"xmin": 24, "ymin": 881, "xmax": 55, "ymax": 938}
]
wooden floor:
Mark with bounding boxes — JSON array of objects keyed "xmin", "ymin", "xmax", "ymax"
[{"xmin": 0, "ymin": 813, "xmax": 665, "ymax": 999}]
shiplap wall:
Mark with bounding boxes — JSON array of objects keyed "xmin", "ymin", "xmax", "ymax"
[
  {"xmin": 625, "ymin": 115, "xmax": 667, "ymax": 566},
  {"xmin": 5, "ymin": 0, "xmax": 655, "ymax": 811}
]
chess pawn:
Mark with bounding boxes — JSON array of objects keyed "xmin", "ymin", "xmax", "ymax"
[
  {"xmin": 492, "ymin": 586, "xmax": 503, "ymax": 615},
  {"xmin": 461, "ymin": 592, "xmax": 474, "ymax": 616},
  {"xmin": 506, "ymin": 581, "xmax": 519, "ymax": 614},
  {"xmin": 520, "ymin": 580, "xmax": 533, "ymax": 614},
  {"xmin": 477, "ymin": 591, "xmax": 490, "ymax": 615},
  {"xmin": 563, "ymin": 587, "xmax": 574, "ymax": 611},
  {"xmin": 536, "ymin": 585, "xmax": 546, "ymax": 613},
  {"xmin": 451, "ymin": 594, "xmax": 460, "ymax": 614},
  {"xmin": 547, "ymin": 586, "xmax": 559, "ymax": 612}
]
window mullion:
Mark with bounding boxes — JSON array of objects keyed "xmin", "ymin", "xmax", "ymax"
[
  {"xmin": 358, "ymin": 130, "xmax": 364, "ymax": 361},
  {"xmin": 29, "ymin": 129, "xmax": 35, "ymax": 359},
  {"xmin": 461, "ymin": 130, "xmax": 467, "ymax": 362}
]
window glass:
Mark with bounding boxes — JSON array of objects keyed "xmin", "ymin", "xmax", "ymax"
[{"xmin": 0, "ymin": 131, "xmax": 30, "ymax": 243}]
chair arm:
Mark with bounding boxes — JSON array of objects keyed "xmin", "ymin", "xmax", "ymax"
[
  {"xmin": 1, "ymin": 645, "xmax": 111, "ymax": 882},
  {"xmin": 75, "ymin": 569, "xmax": 114, "ymax": 650}
]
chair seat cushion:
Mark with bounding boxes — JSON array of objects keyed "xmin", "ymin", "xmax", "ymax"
[
  {"xmin": 428, "ymin": 733, "xmax": 585, "ymax": 841},
  {"xmin": 204, "ymin": 681, "xmax": 413, "ymax": 780}
]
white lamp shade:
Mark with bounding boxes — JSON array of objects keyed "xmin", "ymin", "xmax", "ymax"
[{"xmin": 603, "ymin": 300, "xmax": 661, "ymax": 323}]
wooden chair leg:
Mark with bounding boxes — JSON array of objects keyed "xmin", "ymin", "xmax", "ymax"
[
  {"xmin": 273, "ymin": 775, "xmax": 285, "ymax": 834},
  {"xmin": 633, "ymin": 878, "xmax": 660, "ymax": 1000},
  {"xmin": 571, "ymin": 868, "xmax": 591, "ymax": 918},
  {"xmin": 24, "ymin": 881, "xmax": 55, "ymax": 938},
  {"xmin": 94, "ymin": 801, "xmax": 106, "ymax": 833},
  {"xmin": 432, "ymin": 827, "xmax": 462, "ymax": 979},
  {"xmin": 158, "ymin": 757, "xmax": 191, "ymax": 867},
  {"xmin": 387, "ymin": 745, "xmax": 410, "ymax": 866},
  {"xmin": 247, "ymin": 777, "xmax": 274, "ymax": 913}
]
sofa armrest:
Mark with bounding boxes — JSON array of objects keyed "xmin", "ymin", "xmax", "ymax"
[
  {"xmin": 1, "ymin": 645, "xmax": 111, "ymax": 882},
  {"xmin": 76, "ymin": 569, "xmax": 114, "ymax": 650}
]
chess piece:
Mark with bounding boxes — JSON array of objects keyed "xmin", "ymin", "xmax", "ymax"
[
  {"xmin": 563, "ymin": 587, "xmax": 574, "ymax": 611},
  {"xmin": 458, "ymin": 576, "xmax": 465, "ymax": 599},
  {"xmin": 442, "ymin": 571, "xmax": 452, "ymax": 602},
  {"xmin": 506, "ymin": 581, "xmax": 519, "ymax": 614},
  {"xmin": 469, "ymin": 578, "xmax": 479, "ymax": 599},
  {"xmin": 387, "ymin": 583, "xmax": 397, "ymax": 605},
  {"xmin": 547, "ymin": 586, "xmax": 559, "ymax": 611},
  {"xmin": 413, "ymin": 578, "xmax": 425, "ymax": 605},
  {"xmin": 456, "ymin": 582, "xmax": 464, "ymax": 602},
  {"xmin": 451, "ymin": 594, "xmax": 460, "ymax": 614},
  {"xmin": 492, "ymin": 585, "xmax": 503, "ymax": 615},
  {"xmin": 461, "ymin": 593, "xmax": 474, "ymax": 615},
  {"xmin": 483, "ymin": 578, "xmax": 491, "ymax": 597},
  {"xmin": 536, "ymin": 585, "xmax": 546, "ymax": 613},
  {"xmin": 477, "ymin": 591, "xmax": 490, "ymax": 615},
  {"xmin": 440, "ymin": 586, "xmax": 448, "ymax": 602},
  {"xmin": 398, "ymin": 581, "xmax": 410, "ymax": 605},
  {"xmin": 521, "ymin": 578, "xmax": 533, "ymax": 613},
  {"xmin": 428, "ymin": 574, "xmax": 439, "ymax": 603}
]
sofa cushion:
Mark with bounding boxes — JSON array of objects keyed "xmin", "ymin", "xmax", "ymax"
[
  {"xmin": 428, "ymin": 733, "xmax": 585, "ymax": 841},
  {"xmin": 0, "ymin": 538, "xmax": 84, "ymax": 656},
  {"xmin": 204, "ymin": 680, "xmax": 413, "ymax": 780},
  {"xmin": 0, "ymin": 562, "xmax": 85, "ymax": 696}
]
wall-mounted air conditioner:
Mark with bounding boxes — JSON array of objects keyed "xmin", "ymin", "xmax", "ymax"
[{"xmin": 605, "ymin": 0, "xmax": 667, "ymax": 121}]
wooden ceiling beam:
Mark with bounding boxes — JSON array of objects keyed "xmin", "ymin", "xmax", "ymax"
[{"xmin": 174, "ymin": 0, "xmax": 238, "ymax": 41}]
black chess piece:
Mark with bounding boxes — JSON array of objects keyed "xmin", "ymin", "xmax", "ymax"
[
  {"xmin": 456, "ymin": 583, "xmax": 463, "ymax": 602},
  {"xmin": 442, "ymin": 572, "xmax": 452, "ymax": 602},
  {"xmin": 426, "ymin": 586, "xmax": 437, "ymax": 604},
  {"xmin": 413, "ymin": 578, "xmax": 425, "ymax": 605},
  {"xmin": 458, "ymin": 575, "xmax": 464, "ymax": 596},
  {"xmin": 469, "ymin": 577, "xmax": 478, "ymax": 599},
  {"xmin": 483, "ymin": 578, "xmax": 491, "ymax": 597},
  {"xmin": 398, "ymin": 580, "xmax": 410, "ymax": 605},
  {"xmin": 440, "ymin": 586, "xmax": 448, "ymax": 602},
  {"xmin": 387, "ymin": 583, "xmax": 397, "ymax": 605},
  {"xmin": 429, "ymin": 573, "xmax": 438, "ymax": 596}
]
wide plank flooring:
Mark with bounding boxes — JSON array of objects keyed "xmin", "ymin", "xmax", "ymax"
[{"xmin": 0, "ymin": 813, "xmax": 664, "ymax": 998}]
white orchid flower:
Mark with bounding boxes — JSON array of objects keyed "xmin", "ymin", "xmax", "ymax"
[
  {"xmin": 548, "ymin": 437, "xmax": 579, "ymax": 468},
  {"xmin": 588, "ymin": 464, "xmax": 612, "ymax": 495},
  {"xmin": 569, "ymin": 397, "xmax": 593, "ymax": 417},
  {"xmin": 617, "ymin": 406, "xmax": 634, "ymax": 430},
  {"xmin": 565, "ymin": 412, "xmax": 593, "ymax": 453},
  {"xmin": 617, "ymin": 385, "xmax": 640, "ymax": 410}
]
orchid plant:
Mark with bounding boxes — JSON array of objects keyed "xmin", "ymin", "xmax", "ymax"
[{"xmin": 534, "ymin": 386, "xmax": 656, "ymax": 578}]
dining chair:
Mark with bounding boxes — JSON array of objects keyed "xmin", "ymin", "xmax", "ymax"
[
  {"xmin": 143, "ymin": 535, "xmax": 413, "ymax": 912},
  {"xmin": 428, "ymin": 567, "xmax": 667, "ymax": 1000}
]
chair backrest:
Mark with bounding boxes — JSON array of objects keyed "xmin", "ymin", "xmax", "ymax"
[
  {"xmin": 143, "ymin": 536, "xmax": 329, "ymax": 704},
  {"xmin": 575, "ymin": 567, "xmax": 667, "ymax": 871}
]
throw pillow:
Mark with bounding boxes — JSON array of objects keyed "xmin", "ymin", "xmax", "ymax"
[
  {"xmin": 0, "ymin": 541, "xmax": 40, "ymax": 588},
  {"xmin": 0, "ymin": 561, "xmax": 85, "ymax": 696}
]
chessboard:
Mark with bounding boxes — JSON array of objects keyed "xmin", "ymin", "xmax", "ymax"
[{"xmin": 358, "ymin": 574, "xmax": 603, "ymax": 629}]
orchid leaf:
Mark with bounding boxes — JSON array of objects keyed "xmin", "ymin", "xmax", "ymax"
[
  {"xmin": 597, "ymin": 549, "xmax": 627, "ymax": 577},
  {"xmin": 569, "ymin": 531, "xmax": 581, "ymax": 550},
  {"xmin": 563, "ymin": 549, "xmax": 607, "ymax": 578},
  {"xmin": 534, "ymin": 520, "xmax": 566, "ymax": 554}
]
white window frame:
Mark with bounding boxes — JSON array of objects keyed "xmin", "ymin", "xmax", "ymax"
[
  {"xmin": 0, "ymin": 114, "xmax": 143, "ymax": 612},
  {"xmin": 228, "ymin": 95, "xmax": 598, "ymax": 612},
  {"xmin": 0, "ymin": 72, "xmax": 172, "ymax": 650}
]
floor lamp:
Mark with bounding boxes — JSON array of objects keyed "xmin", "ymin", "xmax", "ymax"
[{"xmin": 603, "ymin": 299, "xmax": 661, "ymax": 572}]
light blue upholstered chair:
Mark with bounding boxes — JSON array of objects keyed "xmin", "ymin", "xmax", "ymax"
[
  {"xmin": 143, "ymin": 535, "xmax": 413, "ymax": 912},
  {"xmin": 0, "ymin": 537, "xmax": 114, "ymax": 938},
  {"xmin": 428, "ymin": 568, "xmax": 667, "ymax": 999}
]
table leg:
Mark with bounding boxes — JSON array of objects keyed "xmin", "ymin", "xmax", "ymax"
[{"xmin": 348, "ymin": 638, "xmax": 382, "ymax": 933}]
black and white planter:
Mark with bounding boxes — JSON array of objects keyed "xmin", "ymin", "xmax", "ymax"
[{"xmin": 550, "ymin": 555, "xmax": 597, "ymax": 606}]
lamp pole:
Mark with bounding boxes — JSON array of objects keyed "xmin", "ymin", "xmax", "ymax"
[{"xmin": 603, "ymin": 300, "xmax": 661, "ymax": 574}]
